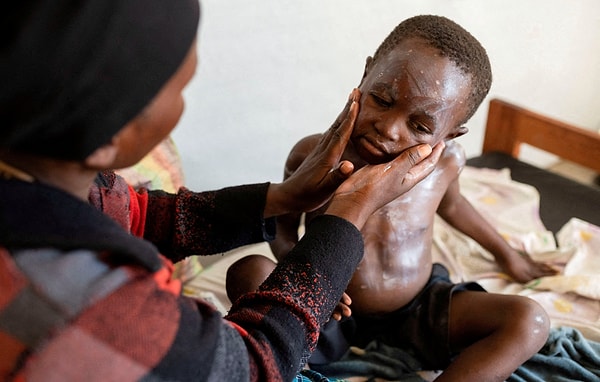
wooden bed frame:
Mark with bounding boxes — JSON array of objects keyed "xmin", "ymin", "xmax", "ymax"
[
  {"xmin": 482, "ymin": 98, "xmax": 600, "ymax": 174},
  {"xmin": 467, "ymin": 98, "xmax": 600, "ymax": 233}
]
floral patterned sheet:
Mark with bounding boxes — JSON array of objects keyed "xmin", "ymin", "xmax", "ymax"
[{"xmin": 436, "ymin": 166, "xmax": 600, "ymax": 342}]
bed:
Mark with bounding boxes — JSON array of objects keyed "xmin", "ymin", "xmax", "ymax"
[
  {"xmin": 467, "ymin": 98, "xmax": 600, "ymax": 233},
  {"xmin": 182, "ymin": 98, "xmax": 600, "ymax": 381}
]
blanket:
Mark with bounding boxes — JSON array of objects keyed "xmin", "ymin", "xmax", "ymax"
[
  {"xmin": 315, "ymin": 327, "xmax": 600, "ymax": 382},
  {"xmin": 511, "ymin": 326, "xmax": 600, "ymax": 382},
  {"xmin": 436, "ymin": 167, "xmax": 600, "ymax": 342}
]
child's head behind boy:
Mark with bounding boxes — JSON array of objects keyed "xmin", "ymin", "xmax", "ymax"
[{"xmin": 349, "ymin": 15, "xmax": 491, "ymax": 166}]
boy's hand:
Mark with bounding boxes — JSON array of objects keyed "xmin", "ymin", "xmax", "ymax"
[
  {"xmin": 498, "ymin": 251, "xmax": 558, "ymax": 283},
  {"xmin": 265, "ymin": 89, "xmax": 360, "ymax": 217},
  {"xmin": 331, "ymin": 292, "xmax": 352, "ymax": 322}
]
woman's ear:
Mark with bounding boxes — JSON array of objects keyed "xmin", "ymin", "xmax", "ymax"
[{"xmin": 84, "ymin": 138, "xmax": 119, "ymax": 170}]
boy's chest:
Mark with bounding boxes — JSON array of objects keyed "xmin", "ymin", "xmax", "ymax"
[{"xmin": 364, "ymin": 164, "xmax": 452, "ymax": 232}]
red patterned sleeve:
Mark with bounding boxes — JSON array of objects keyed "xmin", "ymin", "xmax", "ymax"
[{"xmin": 143, "ymin": 183, "xmax": 276, "ymax": 262}]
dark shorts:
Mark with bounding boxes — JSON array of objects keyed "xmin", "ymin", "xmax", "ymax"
[{"xmin": 309, "ymin": 263, "xmax": 485, "ymax": 370}]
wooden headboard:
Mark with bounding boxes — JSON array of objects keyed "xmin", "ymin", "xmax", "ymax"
[{"xmin": 483, "ymin": 98, "xmax": 600, "ymax": 174}]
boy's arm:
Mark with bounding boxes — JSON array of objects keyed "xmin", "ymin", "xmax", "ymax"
[
  {"xmin": 437, "ymin": 177, "xmax": 556, "ymax": 283},
  {"xmin": 269, "ymin": 212, "xmax": 302, "ymax": 260},
  {"xmin": 269, "ymin": 134, "xmax": 323, "ymax": 261}
]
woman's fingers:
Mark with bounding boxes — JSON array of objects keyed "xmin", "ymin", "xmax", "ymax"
[
  {"xmin": 395, "ymin": 141, "xmax": 445, "ymax": 185},
  {"xmin": 316, "ymin": 88, "xmax": 360, "ymax": 165},
  {"xmin": 326, "ymin": 141, "xmax": 445, "ymax": 229}
]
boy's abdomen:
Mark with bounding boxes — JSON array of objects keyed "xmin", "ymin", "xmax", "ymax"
[{"xmin": 346, "ymin": 212, "xmax": 435, "ymax": 315}]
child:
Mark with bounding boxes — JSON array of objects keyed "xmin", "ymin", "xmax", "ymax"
[
  {"xmin": 0, "ymin": 2, "xmax": 444, "ymax": 381},
  {"xmin": 227, "ymin": 15, "xmax": 556, "ymax": 381}
]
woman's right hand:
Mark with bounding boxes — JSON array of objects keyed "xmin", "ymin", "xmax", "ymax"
[
  {"xmin": 325, "ymin": 141, "xmax": 445, "ymax": 230},
  {"xmin": 264, "ymin": 89, "xmax": 361, "ymax": 218}
]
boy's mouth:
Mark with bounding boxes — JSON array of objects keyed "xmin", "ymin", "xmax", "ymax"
[{"xmin": 355, "ymin": 136, "xmax": 392, "ymax": 164}]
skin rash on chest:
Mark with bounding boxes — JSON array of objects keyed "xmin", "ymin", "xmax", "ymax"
[{"xmin": 344, "ymin": 150, "xmax": 460, "ymax": 315}]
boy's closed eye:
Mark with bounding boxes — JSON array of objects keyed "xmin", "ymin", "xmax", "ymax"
[
  {"xmin": 370, "ymin": 92, "xmax": 394, "ymax": 108},
  {"xmin": 409, "ymin": 120, "xmax": 432, "ymax": 135},
  {"xmin": 372, "ymin": 94, "xmax": 394, "ymax": 109}
]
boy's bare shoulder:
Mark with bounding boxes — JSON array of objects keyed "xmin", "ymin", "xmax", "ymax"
[
  {"xmin": 291, "ymin": 134, "xmax": 323, "ymax": 154},
  {"xmin": 441, "ymin": 140, "xmax": 467, "ymax": 168},
  {"xmin": 284, "ymin": 134, "xmax": 323, "ymax": 177}
]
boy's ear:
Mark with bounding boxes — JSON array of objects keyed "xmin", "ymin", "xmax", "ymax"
[
  {"xmin": 84, "ymin": 139, "xmax": 119, "ymax": 170},
  {"xmin": 448, "ymin": 126, "xmax": 469, "ymax": 139}
]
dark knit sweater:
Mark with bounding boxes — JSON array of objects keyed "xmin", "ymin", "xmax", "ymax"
[{"xmin": 0, "ymin": 173, "xmax": 363, "ymax": 381}]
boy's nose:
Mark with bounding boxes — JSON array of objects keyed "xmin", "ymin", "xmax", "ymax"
[
  {"xmin": 375, "ymin": 116, "xmax": 404, "ymax": 144},
  {"xmin": 372, "ymin": 118, "xmax": 408, "ymax": 157}
]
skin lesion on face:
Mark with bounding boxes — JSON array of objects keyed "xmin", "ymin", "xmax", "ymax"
[{"xmin": 352, "ymin": 38, "xmax": 472, "ymax": 165}]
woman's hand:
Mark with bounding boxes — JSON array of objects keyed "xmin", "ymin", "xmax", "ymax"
[
  {"xmin": 326, "ymin": 141, "xmax": 445, "ymax": 230},
  {"xmin": 265, "ymin": 89, "xmax": 361, "ymax": 217}
]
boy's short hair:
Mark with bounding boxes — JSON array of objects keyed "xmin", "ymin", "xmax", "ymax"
[
  {"xmin": 373, "ymin": 15, "xmax": 492, "ymax": 125},
  {"xmin": 0, "ymin": 0, "xmax": 200, "ymax": 160}
]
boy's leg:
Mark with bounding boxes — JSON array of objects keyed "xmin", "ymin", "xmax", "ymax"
[
  {"xmin": 440, "ymin": 291, "xmax": 549, "ymax": 382},
  {"xmin": 226, "ymin": 254, "xmax": 276, "ymax": 304}
]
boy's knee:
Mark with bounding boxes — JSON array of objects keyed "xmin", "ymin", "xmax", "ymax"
[
  {"xmin": 226, "ymin": 254, "xmax": 276, "ymax": 303},
  {"xmin": 510, "ymin": 298, "xmax": 550, "ymax": 351}
]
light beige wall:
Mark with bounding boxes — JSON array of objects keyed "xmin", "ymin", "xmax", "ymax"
[{"xmin": 173, "ymin": 0, "xmax": 600, "ymax": 190}]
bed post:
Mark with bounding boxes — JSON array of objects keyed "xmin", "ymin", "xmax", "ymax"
[
  {"xmin": 482, "ymin": 99, "xmax": 522, "ymax": 157},
  {"xmin": 482, "ymin": 98, "xmax": 600, "ymax": 174}
]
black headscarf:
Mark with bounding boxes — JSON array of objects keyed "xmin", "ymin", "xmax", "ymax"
[{"xmin": 0, "ymin": 0, "xmax": 200, "ymax": 160}]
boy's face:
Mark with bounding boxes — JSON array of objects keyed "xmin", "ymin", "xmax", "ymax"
[{"xmin": 350, "ymin": 38, "xmax": 471, "ymax": 165}]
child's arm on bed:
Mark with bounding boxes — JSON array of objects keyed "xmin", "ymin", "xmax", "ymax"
[{"xmin": 438, "ymin": 177, "xmax": 557, "ymax": 283}]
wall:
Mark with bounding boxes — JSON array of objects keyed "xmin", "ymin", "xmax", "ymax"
[{"xmin": 172, "ymin": 0, "xmax": 600, "ymax": 191}]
